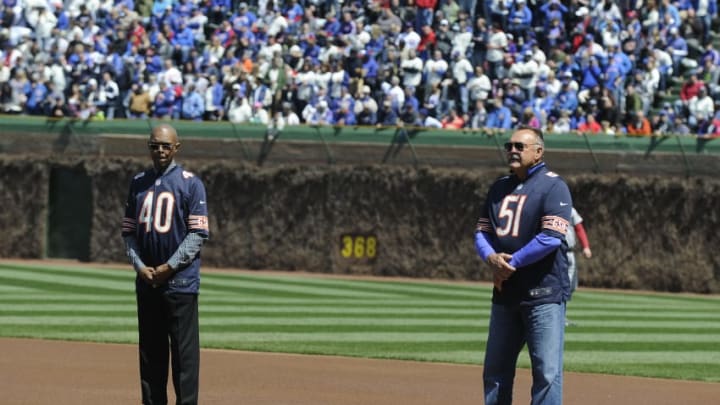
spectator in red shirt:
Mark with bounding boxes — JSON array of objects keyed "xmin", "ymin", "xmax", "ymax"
[
  {"xmin": 441, "ymin": 108, "xmax": 465, "ymax": 129},
  {"xmin": 577, "ymin": 113, "xmax": 602, "ymax": 133},
  {"xmin": 417, "ymin": 25, "xmax": 437, "ymax": 60},
  {"xmin": 627, "ymin": 111, "xmax": 652, "ymax": 136},
  {"xmin": 680, "ymin": 73, "xmax": 705, "ymax": 102}
]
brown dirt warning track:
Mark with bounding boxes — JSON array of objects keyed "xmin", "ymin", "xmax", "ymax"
[{"xmin": 1, "ymin": 338, "xmax": 718, "ymax": 405}]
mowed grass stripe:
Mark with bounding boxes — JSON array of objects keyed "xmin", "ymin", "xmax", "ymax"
[
  {"xmin": 0, "ymin": 264, "xmax": 132, "ymax": 283},
  {"xmin": 565, "ymin": 351, "xmax": 720, "ymax": 364},
  {"xmin": 567, "ymin": 302, "xmax": 719, "ymax": 311},
  {"xmin": 577, "ymin": 290, "xmax": 720, "ymax": 302},
  {"xmin": 0, "ymin": 267, "xmax": 130, "ymax": 293},
  {"xmin": 565, "ymin": 311, "xmax": 720, "ymax": 320},
  {"xmin": 201, "ymin": 278, "xmax": 489, "ymax": 300},
  {"xmin": 209, "ymin": 272, "xmax": 488, "ymax": 297}
]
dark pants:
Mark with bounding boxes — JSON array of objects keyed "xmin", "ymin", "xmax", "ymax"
[{"xmin": 137, "ymin": 291, "xmax": 199, "ymax": 405}]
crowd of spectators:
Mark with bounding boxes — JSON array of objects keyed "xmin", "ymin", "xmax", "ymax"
[{"xmin": 1, "ymin": 0, "xmax": 720, "ymax": 137}]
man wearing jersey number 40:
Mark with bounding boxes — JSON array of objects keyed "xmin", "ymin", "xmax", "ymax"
[
  {"xmin": 121, "ymin": 123, "xmax": 210, "ymax": 405},
  {"xmin": 474, "ymin": 126, "xmax": 572, "ymax": 405}
]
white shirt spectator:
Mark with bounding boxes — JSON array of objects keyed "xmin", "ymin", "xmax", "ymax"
[
  {"xmin": 401, "ymin": 52, "xmax": 423, "ymax": 88},
  {"xmin": 160, "ymin": 65, "xmax": 183, "ymax": 87},
  {"xmin": 545, "ymin": 76, "xmax": 562, "ymax": 98},
  {"xmin": 189, "ymin": 12, "xmax": 209, "ymax": 43},
  {"xmin": 257, "ymin": 43, "xmax": 283, "ymax": 65},
  {"xmin": 689, "ymin": 93, "xmax": 714, "ymax": 121},
  {"xmin": 509, "ymin": 53, "xmax": 539, "ymax": 91},
  {"xmin": 228, "ymin": 97, "xmax": 253, "ymax": 123},
  {"xmin": 250, "ymin": 104, "xmax": 271, "ymax": 125},
  {"xmin": 486, "ymin": 30, "xmax": 508, "ymax": 63},
  {"xmin": 451, "ymin": 30, "xmax": 473, "ymax": 58},
  {"xmin": 328, "ymin": 68, "xmax": 348, "ymax": 99},
  {"xmin": 285, "ymin": 111, "xmax": 300, "ymax": 125},
  {"xmin": 398, "ymin": 29, "xmax": 421, "ymax": 51},
  {"xmin": 653, "ymin": 48, "xmax": 674, "ymax": 76},
  {"xmin": 451, "ymin": 55, "xmax": 473, "ymax": 85},
  {"xmin": 267, "ymin": 13, "xmax": 288, "ymax": 37},
  {"xmin": 467, "ymin": 72, "xmax": 492, "ymax": 101},
  {"xmin": 315, "ymin": 69, "xmax": 332, "ymax": 91},
  {"xmin": 302, "ymin": 103, "xmax": 316, "ymax": 122},
  {"xmin": 592, "ymin": 0, "xmax": 622, "ymax": 23},
  {"xmin": 424, "ymin": 52, "xmax": 449, "ymax": 88},
  {"xmin": 422, "ymin": 115, "xmax": 443, "ymax": 128},
  {"xmin": 26, "ymin": 7, "xmax": 57, "ymax": 44},
  {"xmin": 388, "ymin": 79, "xmax": 405, "ymax": 108},
  {"xmin": 295, "ymin": 69, "xmax": 317, "ymax": 101},
  {"xmin": 354, "ymin": 91, "xmax": 378, "ymax": 116}
]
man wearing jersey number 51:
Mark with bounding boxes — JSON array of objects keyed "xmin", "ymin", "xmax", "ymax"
[
  {"xmin": 121, "ymin": 123, "xmax": 210, "ymax": 405},
  {"xmin": 474, "ymin": 126, "xmax": 572, "ymax": 405}
]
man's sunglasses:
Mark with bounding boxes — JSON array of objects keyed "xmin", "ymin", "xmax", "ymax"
[
  {"xmin": 148, "ymin": 142, "xmax": 175, "ymax": 151},
  {"xmin": 504, "ymin": 142, "xmax": 540, "ymax": 152}
]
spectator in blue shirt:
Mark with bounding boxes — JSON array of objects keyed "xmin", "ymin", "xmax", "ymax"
[
  {"xmin": 153, "ymin": 82, "xmax": 175, "ymax": 118},
  {"xmin": 507, "ymin": 0, "xmax": 532, "ymax": 39},
  {"xmin": 666, "ymin": 26, "xmax": 688, "ymax": 75},
  {"xmin": 555, "ymin": 82, "xmax": 579, "ymax": 115},
  {"xmin": 540, "ymin": 0, "xmax": 568, "ymax": 31},
  {"xmin": 182, "ymin": 84, "xmax": 205, "ymax": 121},
  {"xmin": 690, "ymin": 0, "xmax": 718, "ymax": 45},
  {"xmin": 26, "ymin": 78, "xmax": 48, "ymax": 115},
  {"xmin": 486, "ymin": 98, "xmax": 513, "ymax": 130},
  {"xmin": 172, "ymin": 20, "xmax": 195, "ymax": 63},
  {"xmin": 231, "ymin": 2, "xmax": 257, "ymax": 32},
  {"xmin": 377, "ymin": 99, "xmax": 399, "ymax": 127},
  {"xmin": 334, "ymin": 102, "xmax": 357, "ymax": 126},
  {"xmin": 580, "ymin": 58, "xmax": 603, "ymax": 90},
  {"xmin": 54, "ymin": 3, "xmax": 70, "ymax": 30},
  {"xmin": 152, "ymin": 0, "xmax": 174, "ymax": 20}
]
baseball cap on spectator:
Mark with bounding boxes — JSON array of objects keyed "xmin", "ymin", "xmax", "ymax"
[
  {"xmin": 239, "ymin": 2, "xmax": 248, "ymax": 9},
  {"xmin": 440, "ymin": 19, "xmax": 449, "ymax": 27},
  {"xmin": 585, "ymin": 33, "xmax": 594, "ymax": 41},
  {"xmin": 362, "ymin": 85, "xmax": 371, "ymax": 94},
  {"xmin": 576, "ymin": 7, "xmax": 589, "ymax": 17}
]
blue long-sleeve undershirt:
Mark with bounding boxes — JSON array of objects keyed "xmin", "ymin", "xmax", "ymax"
[{"xmin": 475, "ymin": 231, "xmax": 561, "ymax": 268}]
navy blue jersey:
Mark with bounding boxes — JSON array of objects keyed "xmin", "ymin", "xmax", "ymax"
[
  {"xmin": 476, "ymin": 163, "xmax": 572, "ymax": 306},
  {"xmin": 122, "ymin": 163, "xmax": 209, "ymax": 294}
]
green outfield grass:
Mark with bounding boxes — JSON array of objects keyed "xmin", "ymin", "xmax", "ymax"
[{"xmin": 0, "ymin": 262, "xmax": 718, "ymax": 382}]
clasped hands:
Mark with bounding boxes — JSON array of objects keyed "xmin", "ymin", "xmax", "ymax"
[
  {"xmin": 138, "ymin": 264, "xmax": 174, "ymax": 288},
  {"xmin": 487, "ymin": 253, "xmax": 516, "ymax": 291}
]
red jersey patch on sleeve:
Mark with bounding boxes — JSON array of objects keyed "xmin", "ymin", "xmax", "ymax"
[{"xmin": 542, "ymin": 215, "xmax": 569, "ymax": 234}]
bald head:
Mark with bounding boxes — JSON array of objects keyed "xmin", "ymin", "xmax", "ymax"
[
  {"xmin": 148, "ymin": 124, "xmax": 180, "ymax": 172},
  {"xmin": 150, "ymin": 124, "xmax": 179, "ymax": 144}
]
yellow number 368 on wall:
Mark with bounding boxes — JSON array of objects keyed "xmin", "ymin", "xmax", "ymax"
[{"xmin": 340, "ymin": 234, "xmax": 378, "ymax": 260}]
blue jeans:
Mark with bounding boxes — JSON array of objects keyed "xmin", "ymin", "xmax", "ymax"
[{"xmin": 483, "ymin": 302, "xmax": 566, "ymax": 405}]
